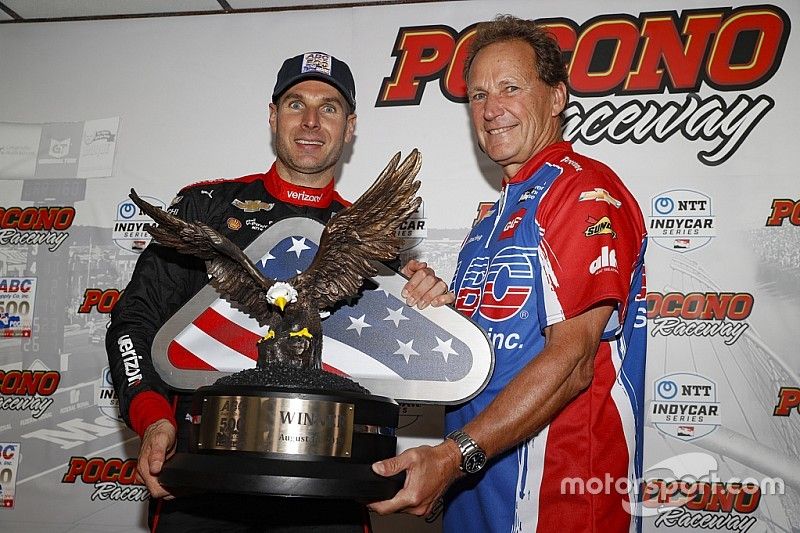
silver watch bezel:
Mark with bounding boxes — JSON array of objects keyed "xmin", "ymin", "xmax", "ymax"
[{"xmin": 446, "ymin": 429, "xmax": 487, "ymax": 474}]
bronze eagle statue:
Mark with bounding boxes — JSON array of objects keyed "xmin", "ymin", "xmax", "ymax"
[{"xmin": 129, "ymin": 150, "xmax": 422, "ymax": 372}]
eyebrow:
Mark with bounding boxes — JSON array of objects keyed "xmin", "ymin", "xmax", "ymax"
[{"xmin": 282, "ymin": 91, "xmax": 346, "ymax": 108}]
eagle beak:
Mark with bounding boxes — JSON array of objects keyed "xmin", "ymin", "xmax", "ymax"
[{"xmin": 274, "ymin": 296, "xmax": 287, "ymax": 311}]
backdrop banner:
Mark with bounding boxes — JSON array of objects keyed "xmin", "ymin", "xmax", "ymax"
[{"xmin": 0, "ymin": 1, "xmax": 797, "ymax": 532}]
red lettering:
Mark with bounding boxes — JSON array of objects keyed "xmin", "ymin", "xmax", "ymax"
[
  {"xmin": 0, "ymin": 207, "xmax": 75, "ymax": 230},
  {"xmin": 79, "ymin": 288, "xmax": 121, "ymax": 314},
  {"xmin": 766, "ymin": 199, "xmax": 800, "ymax": 226},
  {"xmin": 627, "ymin": 13, "xmax": 721, "ymax": 92},
  {"xmin": 377, "ymin": 7, "xmax": 790, "ymax": 105},
  {"xmin": 0, "ymin": 370, "xmax": 60, "ymax": 396},
  {"xmin": 443, "ymin": 28, "xmax": 475, "ymax": 100},
  {"xmin": 377, "ymin": 26, "xmax": 458, "ymax": 106},
  {"xmin": 706, "ymin": 482, "xmax": 737, "ymax": 512},
  {"xmin": 62, "ymin": 457, "xmax": 88, "ymax": 483},
  {"xmin": 569, "ymin": 17, "xmax": 640, "ymax": 95},
  {"xmin": 774, "ymin": 387, "xmax": 800, "ymax": 416},
  {"xmin": 646, "ymin": 292, "xmax": 753, "ymax": 320},
  {"xmin": 707, "ymin": 8, "xmax": 788, "ymax": 89},
  {"xmin": 63, "ymin": 457, "xmax": 140, "ymax": 484},
  {"xmin": 735, "ymin": 484, "xmax": 761, "ymax": 513}
]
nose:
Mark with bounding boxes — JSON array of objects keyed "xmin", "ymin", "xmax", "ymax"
[
  {"xmin": 302, "ymin": 107, "xmax": 320, "ymax": 129},
  {"xmin": 482, "ymin": 92, "xmax": 504, "ymax": 121}
]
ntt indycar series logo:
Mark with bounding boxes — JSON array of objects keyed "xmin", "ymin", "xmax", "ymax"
[
  {"xmin": 647, "ymin": 292, "xmax": 752, "ymax": 345},
  {"xmin": 651, "ymin": 373, "xmax": 721, "ymax": 441},
  {"xmin": 397, "ymin": 201, "xmax": 427, "ymax": 252},
  {"xmin": 62, "ymin": 456, "xmax": 148, "ymax": 501},
  {"xmin": 113, "ymin": 196, "xmax": 164, "ymax": 253},
  {"xmin": 649, "ymin": 189, "xmax": 716, "ymax": 252}
]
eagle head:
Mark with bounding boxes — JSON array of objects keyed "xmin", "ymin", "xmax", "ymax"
[{"xmin": 265, "ymin": 282, "xmax": 298, "ymax": 311}]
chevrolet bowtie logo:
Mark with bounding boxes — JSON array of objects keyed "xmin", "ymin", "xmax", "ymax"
[
  {"xmin": 232, "ymin": 199, "xmax": 275, "ymax": 212},
  {"xmin": 579, "ymin": 188, "xmax": 622, "ymax": 208}
]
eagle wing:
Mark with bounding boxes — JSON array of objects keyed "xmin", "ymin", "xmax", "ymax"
[
  {"xmin": 293, "ymin": 149, "xmax": 422, "ymax": 309},
  {"xmin": 129, "ymin": 189, "xmax": 277, "ymax": 326}
]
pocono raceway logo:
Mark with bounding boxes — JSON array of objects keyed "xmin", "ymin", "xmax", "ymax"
[
  {"xmin": 0, "ymin": 370, "xmax": 60, "ymax": 420},
  {"xmin": 113, "ymin": 196, "xmax": 164, "ymax": 253},
  {"xmin": 561, "ymin": 452, "xmax": 780, "ymax": 532},
  {"xmin": 0, "ymin": 206, "xmax": 73, "ymax": 252},
  {"xmin": 647, "ymin": 292, "xmax": 753, "ymax": 345},
  {"xmin": 651, "ymin": 373, "xmax": 721, "ymax": 441},
  {"xmin": 376, "ymin": 6, "xmax": 790, "ymax": 166},
  {"xmin": 62, "ymin": 456, "xmax": 148, "ymax": 501}
]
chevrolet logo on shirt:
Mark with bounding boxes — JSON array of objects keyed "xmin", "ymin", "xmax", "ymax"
[
  {"xmin": 579, "ymin": 188, "xmax": 622, "ymax": 208},
  {"xmin": 232, "ymin": 199, "xmax": 275, "ymax": 212}
]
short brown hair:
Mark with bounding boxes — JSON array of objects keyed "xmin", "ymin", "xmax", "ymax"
[{"xmin": 464, "ymin": 15, "xmax": 568, "ymax": 90}]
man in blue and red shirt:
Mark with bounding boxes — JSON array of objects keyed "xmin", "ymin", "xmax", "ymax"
[{"xmin": 371, "ymin": 16, "xmax": 648, "ymax": 533}]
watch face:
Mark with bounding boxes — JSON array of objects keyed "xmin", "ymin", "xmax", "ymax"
[{"xmin": 464, "ymin": 451, "xmax": 487, "ymax": 474}]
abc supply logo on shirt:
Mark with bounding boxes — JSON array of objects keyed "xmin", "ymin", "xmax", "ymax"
[
  {"xmin": 651, "ymin": 373, "xmax": 721, "ymax": 441},
  {"xmin": 649, "ymin": 189, "xmax": 716, "ymax": 253}
]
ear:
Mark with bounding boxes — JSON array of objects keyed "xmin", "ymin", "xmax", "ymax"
[
  {"xmin": 268, "ymin": 103, "xmax": 278, "ymax": 134},
  {"xmin": 344, "ymin": 113, "xmax": 356, "ymax": 144},
  {"xmin": 550, "ymin": 81, "xmax": 567, "ymax": 118}
]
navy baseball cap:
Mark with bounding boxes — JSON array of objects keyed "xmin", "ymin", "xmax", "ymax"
[{"xmin": 272, "ymin": 51, "xmax": 356, "ymax": 111}]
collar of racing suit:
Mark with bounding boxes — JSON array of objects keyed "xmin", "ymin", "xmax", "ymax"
[
  {"xmin": 504, "ymin": 141, "xmax": 574, "ymax": 187},
  {"xmin": 263, "ymin": 162, "xmax": 340, "ymax": 208}
]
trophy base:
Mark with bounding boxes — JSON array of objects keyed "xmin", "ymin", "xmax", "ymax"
[
  {"xmin": 159, "ymin": 383, "xmax": 404, "ymax": 502},
  {"xmin": 160, "ymin": 452, "xmax": 404, "ymax": 501}
]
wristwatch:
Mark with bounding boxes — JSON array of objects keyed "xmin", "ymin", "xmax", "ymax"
[{"xmin": 446, "ymin": 429, "xmax": 487, "ymax": 474}]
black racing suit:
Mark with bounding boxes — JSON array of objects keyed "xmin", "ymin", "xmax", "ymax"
[{"xmin": 107, "ymin": 163, "xmax": 370, "ymax": 532}]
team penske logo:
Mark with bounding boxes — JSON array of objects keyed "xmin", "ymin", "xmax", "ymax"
[
  {"xmin": 232, "ymin": 199, "xmax": 274, "ymax": 213},
  {"xmin": 376, "ymin": 6, "xmax": 790, "ymax": 166},
  {"xmin": 584, "ymin": 216, "xmax": 616, "ymax": 238},
  {"xmin": 579, "ymin": 188, "xmax": 621, "ymax": 208},
  {"xmin": 62, "ymin": 456, "xmax": 148, "ymax": 501}
]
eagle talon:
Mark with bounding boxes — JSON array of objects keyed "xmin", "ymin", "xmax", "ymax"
[{"xmin": 289, "ymin": 327, "xmax": 313, "ymax": 339}]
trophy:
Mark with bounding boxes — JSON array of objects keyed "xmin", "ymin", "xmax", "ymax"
[{"xmin": 130, "ymin": 151, "xmax": 421, "ymax": 501}]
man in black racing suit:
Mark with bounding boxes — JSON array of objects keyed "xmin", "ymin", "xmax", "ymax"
[{"xmin": 107, "ymin": 51, "xmax": 453, "ymax": 532}]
